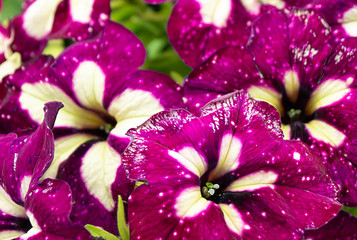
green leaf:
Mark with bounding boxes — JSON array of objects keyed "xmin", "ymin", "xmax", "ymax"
[
  {"xmin": 85, "ymin": 225, "xmax": 119, "ymax": 240},
  {"xmin": 342, "ymin": 206, "xmax": 357, "ymax": 217},
  {"xmin": 117, "ymin": 195, "xmax": 130, "ymax": 240}
]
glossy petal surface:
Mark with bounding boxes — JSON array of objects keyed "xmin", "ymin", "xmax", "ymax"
[{"xmin": 123, "ymin": 91, "xmax": 341, "ymax": 239}]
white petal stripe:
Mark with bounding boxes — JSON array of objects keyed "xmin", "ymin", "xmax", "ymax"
[
  {"xmin": 305, "ymin": 120, "xmax": 346, "ymax": 147},
  {"xmin": 72, "ymin": 61, "xmax": 106, "ymax": 112},
  {"xmin": 209, "ymin": 133, "xmax": 241, "ymax": 181},
  {"xmin": 305, "ymin": 79, "xmax": 351, "ymax": 115},
  {"xmin": 23, "ymin": 0, "xmax": 62, "ymax": 39},
  {"xmin": 174, "ymin": 186, "xmax": 210, "ymax": 218},
  {"xmin": 81, "ymin": 141, "xmax": 121, "ymax": 211},
  {"xmin": 20, "ymin": 82, "xmax": 106, "ymax": 129},
  {"xmin": 226, "ymin": 170, "xmax": 278, "ymax": 192},
  {"xmin": 168, "ymin": 147, "xmax": 208, "ymax": 177}
]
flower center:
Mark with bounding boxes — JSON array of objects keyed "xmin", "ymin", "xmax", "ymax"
[
  {"xmin": 281, "ymin": 91, "xmax": 314, "ymax": 125},
  {"xmin": 201, "ymin": 182, "xmax": 220, "ymax": 199}
]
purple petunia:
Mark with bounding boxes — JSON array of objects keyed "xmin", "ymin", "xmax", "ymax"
[
  {"xmin": 304, "ymin": 210, "xmax": 357, "ymax": 239},
  {"xmin": 0, "ymin": 102, "xmax": 90, "ymax": 239},
  {"xmin": 123, "ymin": 91, "xmax": 341, "ymax": 239},
  {"xmin": 0, "ymin": 20, "xmax": 184, "ymax": 234},
  {"xmin": 167, "ymin": 0, "xmax": 357, "ymax": 68},
  {"xmin": 184, "ymin": 8, "xmax": 357, "ymax": 205}
]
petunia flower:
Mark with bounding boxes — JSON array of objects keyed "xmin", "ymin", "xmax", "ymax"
[
  {"xmin": 184, "ymin": 8, "xmax": 357, "ymax": 205},
  {"xmin": 0, "ymin": 20, "xmax": 184, "ymax": 234},
  {"xmin": 0, "ymin": 101, "xmax": 91, "ymax": 239},
  {"xmin": 167, "ymin": 0, "xmax": 278, "ymax": 67},
  {"xmin": 167, "ymin": 0, "xmax": 357, "ymax": 68},
  {"xmin": 285, "ymin": 0, "xmax": 357, "ymax": 42},
  {"xmin": 123, "ymin": 91, "xmax": 341, "ymax": 239},
  {"xmin": 304, "ymin": 211, "xmax": 357, "ymax": 239}
]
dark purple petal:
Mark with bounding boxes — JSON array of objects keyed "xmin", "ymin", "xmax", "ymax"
[
  {"xmin": 0, "ymin": 56, "xmax": 54, "ymax": 134},
  {"xmin": 0, "ymin": 102, "xmax": 62, "ymax": 204},
  {"xmin": 50, "ymin": 0, "xmax": 110, "ymax": 41},
  {"xmin": 58, "ymin": 140, "xmax": 134, "ymax": 235},
  {"xmin": 23, "ymin": 178, "xmax": 90, "ymax": 240},
  {"xmin": 129, "ymin": 184, "xmax": 235, "ymax": 239},
  {"xmin": 304, "ymin": 211, "xmax": 357, "ymax": 240},
  {"xmin": 168, "ymin": 0, "xmax": 261, "ymax": 67},
  {"xmin": 184, "ymin": 46, "xmax": 261, "ymax": 114},
  {"xmin": 249, "ymin": 8, "xmax": 332, "ymax": 89}
]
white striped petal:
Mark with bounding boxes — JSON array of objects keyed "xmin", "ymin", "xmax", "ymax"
[
  {"xmin": 20, "ymin": 82, "xmax": 106, "ymax": 129},
  {"xmin": 305, "ymin": 120, "xmax": 346, "ymax": 147},
  {"xmin": 209, "ymin": 133, "xmax": 242, "ymax": 181},
  {"xmin": 81, "ymin": 141, "xmax": 121, "ymax": 211},
  {"xmin": 174, "ymin": 186, "xmax": 210, "ymax": 218},
  {"xmin": 23, "ymin": 0, "xmax": 62, "ymax": 39},
  {"xmin": 226, "ymin": 170, "xmax": 278, "ymax": 192}
]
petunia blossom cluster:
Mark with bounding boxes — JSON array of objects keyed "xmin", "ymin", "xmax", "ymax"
[{"xmin": 0, "ymin": 0, "xmax": 356, "ymax": 239}]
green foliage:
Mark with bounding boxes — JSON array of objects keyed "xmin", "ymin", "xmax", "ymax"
[
  {"xmin": 117, "ymin": 195, "xmax": 130, "ymax": 240},
  {"xmin": 342, "ymin": 206, "xmax": 357, "ymax": 217},
  {"xmin": 0, "ymin": 0, "xmax": 22, "ymax": 22},
  {"xmin": 111, "ymin": 0, "xmax": 191, "ymax": 83},
  {"xmin": 85, "ymin": 225, "xmax": 120, "ymax": 240}
]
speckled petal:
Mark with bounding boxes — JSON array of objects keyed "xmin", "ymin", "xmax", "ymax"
[
  {"xmin": 124, "ymin": 90, "xmax": 341, "ymax": 238},
  {"xmin": 304, "ymin": 211, "xmax": 357, "ymax": 240},
  {"xmin": 57, "ymin": 140, "xmax": 134, "ymax": 235},
  {"xmin": 307, "ymin": 0, "xmax": 357, "ymax": 41},
  {"xmin": 22, "ymin": 179, "xmax": 91, "ymax": 240},
  {"xmin": 128, "ymin": 183, "xmax": 235, "ymax": 240},
  {"xmin": 249, "ymin": 8, "xmax": 332, "ymax": 89},
  {"xmin": 0, "ymin": 56, "xmax": 55, "ymax": 133},
  {"xmin": 227, "ymin": 186, "xmax": 341, "ymax": 239},
  {"xmin": 50, "ymin": 0, "xmax": 110, "ymax": 41},
  {"xmin": 51, "ymin": 20, "xmax": 146, "ymax": 110},
  {"xmin": 184, "ymin": 46, "xmax": 262, "ymax": 114},
  {"xmin": 123, "ymin": 91, "xmax": 283, "ymax": 183},
  {"xmin": 107, "ymin": 69, "xmax": 183, "ymax": 152},
  {"xmin": 0, "ymin": 102, "xmax": 62, "ymax": 204},
  {"xmin": 167, "ymin": 0, "xmax": 260, "ymax": 67}
]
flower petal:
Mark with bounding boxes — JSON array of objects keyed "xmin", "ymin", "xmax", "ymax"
[
  {"xmin": 0, "ymin": 102, "xmax": 62, "ymax": 204},
  {"xmin": 23, "ymin": 179, "xmax": 91, "ymax": 240}
]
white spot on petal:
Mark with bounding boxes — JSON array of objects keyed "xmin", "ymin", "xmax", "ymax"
[
  {"xmin": 20, "ymin": 176, "xmax": 32, "ymax": 202},
  {"xmin": 108, "ymin": 89, "xmax": 164, "ymax": 138},
  {"xmin": 341, "ymin": 7, "xmax": 357, "ymax": 37},
  {"xmin": 42, "ymin": 133, "xmax": 95, "ymax": 180},
  {"xmin": 70, "ymin": 0, "xmax": 95, "ymax": 23},
  {"xmin": 196, "ymin": 0, "xmax": 232, "ymax": 28},
  {"xmin": 0, "ymin": 230, "xmax": 25, "ymax": 239}
]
